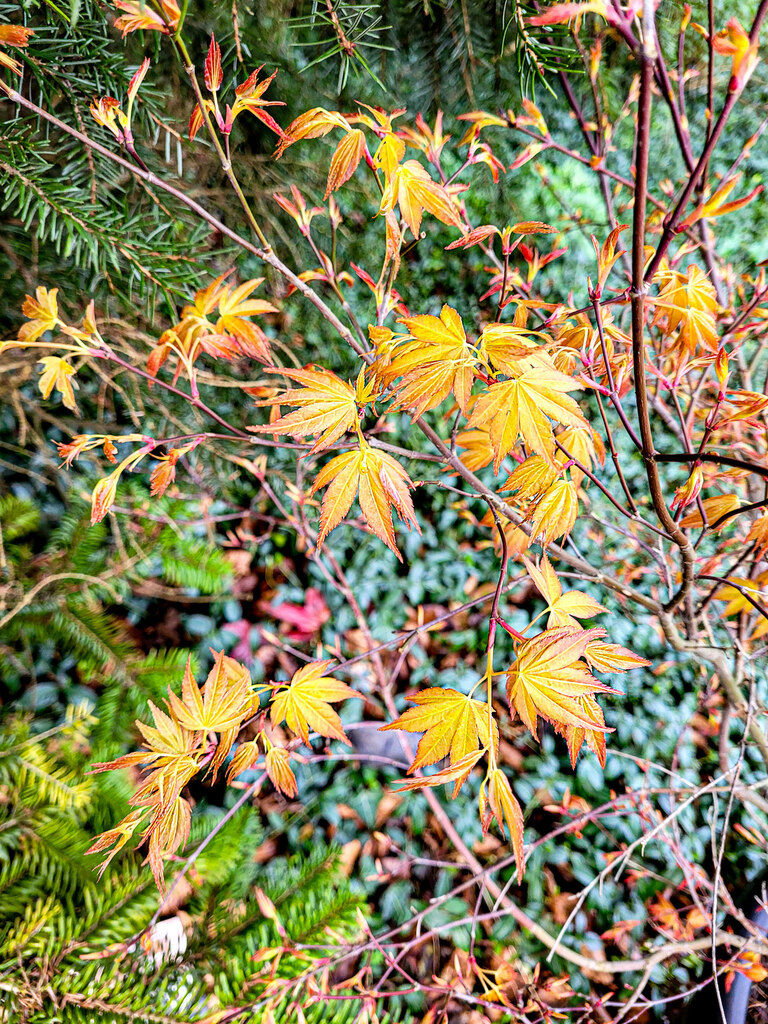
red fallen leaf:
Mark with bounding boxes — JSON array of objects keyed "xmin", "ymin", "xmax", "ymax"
[
  {"xmin": 263, "ymin": 587, "xmax": 330, "ymax": 641},
  {"xmin": 224, "ymin": 618, "xmax": 254, "ymax": 663}
]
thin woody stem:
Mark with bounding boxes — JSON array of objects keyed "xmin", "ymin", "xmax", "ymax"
[
  {"xmin": 630, "ymin": 3, "xmax": 696, "ymax": 617},
  {"xmin": 644, "ymin": 0, "xmax": 768, "ymax": 284}
]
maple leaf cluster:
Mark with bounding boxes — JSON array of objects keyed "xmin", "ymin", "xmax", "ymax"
[{"xmin": 87, "ymin": 653, "xmax": 360, "ymax": 890}]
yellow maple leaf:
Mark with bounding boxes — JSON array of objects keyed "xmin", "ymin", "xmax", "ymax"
[
  {"xmin": 252, "ymin": 366, "xmax": 360, "ymax": 452},
  {"xmin": 467, "ymin": 363, "xmax": 587, "ymax": 472},
  {"xmin": 527, "ymin": 477, "xmax": 580, "ymax": 547},
  {"xmin": 167, "ymin": 652, "xmax": 252, "ymax": 734},
  {"xmin": 19, "ymin": 286, "xmax": 59, "ymax": 343},
  {"xmin": 270, "ymin": 660, "xmax": 359, "ymax": 745},
  {"xmin": 378, "ymin": 159, "xmax": 462, "ymax": 237},
  {"xmin": 523, "ymin": 554, "xmax": 606, "ymax": 628},
  {"xmin": 381, "ymin": 687, "xmax": 498, "ymax": 795},
  {"xmin": 37, "ymin": 356, "xmax": 79, "ymax": 413},
  {"xmin": 385, "ymin": 304, "xmax": 477, "ymax": 416},
  {"xmin": 310, "ymin": 443, "xmax": 420, "ymax": 559},
  {"xmin": 714, "ymin": 573, "xmax": 768, "ymax": 619},
  {"xmin": 479, "ymin": 321, "xmax": 546, "ymax": 376},
  {"xmin": 652, "ymin": 265, "xmax": 717, "ymax": 357},
  {"xmin": 502, "ymin": 454, "xmax": 560, "ymax": 502},
  {"xmin": 506, "ymin": 627, "xmax": 620, "ymax": 738}
]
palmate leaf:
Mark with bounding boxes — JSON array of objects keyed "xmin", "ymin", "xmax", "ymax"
[
  {"xmin": 523, "ymin": 554, "xmax": 607, "ymax": 629},
  {"xmin": 167, "ymin": 652, "xmax": 252, "ymax": 733},
  {"xmin": 467, "ymin": 360, "xmax": 587, "ymax": 472},
  {"xmin": 270, "ymin": 660, "xmax": 360, "ymax": 745},
  {"xmin": 386, "ymin": 304, "xmax": 477, "ymax": 416},
  {"xmin": 506, "ymin": 627, "xmax": 620, "ymax": 737},
  {"xmin": 378, "ymin": 159, "xmax": 462, "ymax": 237},
  {"xmin": 382, "ymin": 687, "xmax": 498, "ymax": 796},
  {"xmin": 310, "ymin": 443, "xmax": 420, "ymax": 559},
  {"xmin": 251, "ymin": 366, "xmax": 360, "ymax": 452}
]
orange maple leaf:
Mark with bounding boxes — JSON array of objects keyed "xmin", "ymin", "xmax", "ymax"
[
  {"xmin": 251, "ymin": 366, "xmax": 361, "ymax": 452},
  {"xmin": 385, "ymin": 304, "xmax": 477, "ymax": 416},
  {"xmin": 310, "ymin": 443, "xmax": 420, "ymax": 559},
  {"xmin": 378, "ymin": 159, "xmax": 462, "ymax": 237}
]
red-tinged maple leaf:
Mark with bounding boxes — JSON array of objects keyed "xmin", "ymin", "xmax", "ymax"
[
  {"xmin": 527, "ymin": 2, "xmax": 611, "ymax": 27},
  {"xmin": 269, "ymin": 660, "xmax": 359, "ymax": 745},
  {"xmin": 112, "ymin": 0, "xmax": 179, "ymax": 36},
  {"xmin": 466, "ymin": 362, "xmax": 587, "ymax": 472},
  {"xmin": 445, "ymin": 225, "xmax": 499, "ymax": 251},
  {"xmin": 392, "ymin": 749, "xmax": 484, "ymax": 791},
  {"xmin": 272, "ymin": 185, "xmax": 325, "ymax": 234},
  {"xmin": 228, "ymin": 66, "xmax": 286, "ymax": 138},
  {"xmin": 455, "ymin": 110, "xmax": 508, "ymax": 147},
  {"xmin": 385, "ymin": 304, "xmax": 477, "ymax": 416},
  {"xmin": 378, "ymin": 159, "xmax": 462, "ymax": 237},
  {"xmin": 204, "ymin": 34, "xmax": 223, "ymax": 92},
  {"xmin": 381, "ymin": 687, "xmax": 498, "ymax": 795},
  {"xmin": 401, "ymin": 110, "xmax": 452, "ymax": 160},
  {"xmin": 149, "ymin": 438, "xmax": 203, "ymax": 498},
  {"xmin": 86, "ymin": 808, "xmax": 147, "ymax": 879},
  {"xmin": 310, "ymin": 443, "xmax": 420, "ymax": 559},
  {"xmin": 713, "ymin": 17, "xmax": 760, "ymax": 93},
  {"xmin": 150, "ymin": 274, "xmax": 276, "ymax": 378},
  {"xmin": 506, "ymin": 627, "xmax": 620, "ymax": 738},
  {"xmin": 680, "ymin": 175, "xmax": 763, "ymax": 230},
  {"xmin": 276, "ymin": 107, "xmax": 352, "ymax": 157},
  {"xmin": 250, "ymin": 367, "xmax": 360, "ymax": 452}
]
